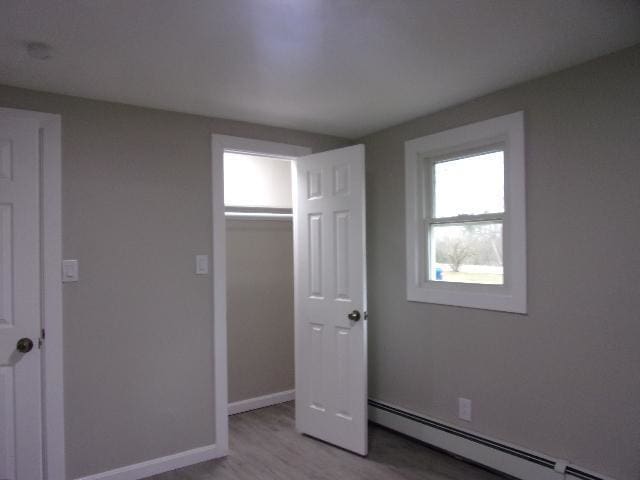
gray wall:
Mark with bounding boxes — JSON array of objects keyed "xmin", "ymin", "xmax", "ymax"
[
  {"xmin": 226, "ymin": 219, "xmax": 294, "ymax": 403},
  {"xmin": 0, "ymin": 85, "xmax": 347, "ymax": 479},
  {"xmin": 359, "ymin": 44, "xmax": 640, "ymax": 480}
]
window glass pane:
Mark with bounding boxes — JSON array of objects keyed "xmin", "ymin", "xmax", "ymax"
[
  {"xmin": 430, "ymin": 222, "xmax": 503, "ymax": 285},
  {"xmin": 433, "ymin": 151, "xmax": 504, "ymax": 218},
  {"xmin": 224, "ymin": 152, "xmax": 292, "ymax": 208}
]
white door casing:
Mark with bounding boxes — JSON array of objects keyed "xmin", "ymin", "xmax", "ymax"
[
  {"xmin": 294, "ymin": 144, "xmax": 368, "ymax": 455},
  {"xmin": 0, "ymin": 116, "xmax": 43, "ymax": 480},
  {"xmin": 212, "ymin": 134, "xmax": 311, "ymax": 457}
]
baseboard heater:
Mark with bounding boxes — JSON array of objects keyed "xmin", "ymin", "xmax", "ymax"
[{"xmin": 368, "ymin": 399, "xmax": 612, "ymax": 480}]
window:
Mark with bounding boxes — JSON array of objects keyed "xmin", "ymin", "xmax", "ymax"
[
  {"xmin": 430, "ymin": 149, "xmax": 504, "ymax": 285},
  {"xmin": 405, "ymin": 112, "xmax": 526, "ymax": 313}
]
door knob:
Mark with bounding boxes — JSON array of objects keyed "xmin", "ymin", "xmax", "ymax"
[
  {"xmin": 16, "ymin": 338, "xmax": 34, "ymax": 354},
  {"xmin": 347, "ymin": 310, "xmax": 361, "ymax": 321}
]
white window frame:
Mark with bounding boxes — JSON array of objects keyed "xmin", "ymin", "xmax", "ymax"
[{"xmin": 405, "ymin": 111, "xmax": 526, "ymax": 313}]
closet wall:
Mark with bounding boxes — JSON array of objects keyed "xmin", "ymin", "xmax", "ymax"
[{"xmin": 226, "ymin": 218, "xmax": 295, "ymax": 403}]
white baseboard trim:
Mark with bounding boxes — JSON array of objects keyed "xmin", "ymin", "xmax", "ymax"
[
  {"xmin": 75, "ymin": 444, "xmax": 223, "ymax": 480},
  {"xmin": 368, "ymin": 399, "xmax": 615, "ymax": 480},
  {"xmin": 229, "ymin": 389, "xmax": 295, "ymax": 415}
]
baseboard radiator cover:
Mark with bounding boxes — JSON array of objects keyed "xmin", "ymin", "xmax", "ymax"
[
  {"xmin": 74, "ymin": 444, "xmax": 223, "ymax": 480},
  {"xmin": 368, "ymin": 399, "xmax": 615, "ymax": 480}
]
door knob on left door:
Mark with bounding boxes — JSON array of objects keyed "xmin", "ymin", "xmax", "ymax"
[
  {"xmin": 347, "ymin": 310, "xmax": 361, "ymax": 321},
  {"xmin": 16, "ymin": 338, "xmax": 34, "ymax": 354}
]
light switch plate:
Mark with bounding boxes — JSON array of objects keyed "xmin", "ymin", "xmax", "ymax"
[
  {"xmin": 62, "ymin": 259, "xmax": 79, "ymax": 282},
  {"xmin": 458, "ymin": 397, "xmax": 472, "ymax": 422},
  {"xmin": 196, "ymin": 255, "xmax": 209, "ymax": 275}
]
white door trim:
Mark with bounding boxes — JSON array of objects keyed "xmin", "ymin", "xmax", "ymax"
[
  {"xmin": 210, "ymin": 135, "xmax": 311, "ymax": 453},
  {"xmin": 0, "ymin": 107, "xmax": 64, "ymax": 480}
]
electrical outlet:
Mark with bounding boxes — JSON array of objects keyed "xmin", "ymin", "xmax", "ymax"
[{"xmin": 458, "ymin": 397, "xmax": 472, "ymax": 422}]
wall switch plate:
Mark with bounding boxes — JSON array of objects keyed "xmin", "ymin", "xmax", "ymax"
[
  {"xmin": 62, "ymin": 259, "xmax": 79, "ymax": 282},
  {"xmin": 196, "ymin": 255, "xmax": 209, "ymax": 275},
  {"xmin": 458, "ymin": 397, "xmax": 472, "ymax": 422}
]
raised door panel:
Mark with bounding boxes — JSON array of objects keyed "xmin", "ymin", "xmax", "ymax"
[
  {"xmin": 333, "ymin": 164, "xmax": 349, "ymax": 196},
  {"xmin": 0, "ymin": 139, "xmax": 12, "ymax": 180},
  {"xmin": 0, "ymin": 205, "xmax": 12, "ymax": 327},
  {"xmin": 307, "ymin": 169, "xmax": 322, "ymax": 200},
  {"xmin": 309, "ymin": 324, "xmax": 325, "ymax": 412},
  {"xmin": 308, "ymin": 214, "xmax": 323, "ymax": 299},
  {"xmin": 334, "ymin": 328, "xmax": 351, "ymax": 421},
  {"xmin": 334, "ymin": 211, "xmax": 350, "ymax": 301}
]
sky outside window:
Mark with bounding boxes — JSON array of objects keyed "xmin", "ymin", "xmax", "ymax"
[{"xmin": 433, "ymin": 151, "xmax": 504, "ymax": 218}]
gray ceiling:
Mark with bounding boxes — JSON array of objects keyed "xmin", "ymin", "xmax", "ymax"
[{"xmin": 1, "ymin": 0, "xmax": 639, "ymax": 138}]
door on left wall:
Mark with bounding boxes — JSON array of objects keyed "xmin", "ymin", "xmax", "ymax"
[{"xmin": 0, "ymin": 115, "xmax": 44, "ymax": 480}]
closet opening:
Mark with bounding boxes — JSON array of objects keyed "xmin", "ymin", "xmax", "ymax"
[{"xmin": 224, "ymin": 151, "xmax": 297, "ymax": 415}]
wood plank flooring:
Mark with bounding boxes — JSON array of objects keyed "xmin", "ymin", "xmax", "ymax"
[{"xmin": 150, "ymin": 402, "xmax": 507, "ymax": 480}]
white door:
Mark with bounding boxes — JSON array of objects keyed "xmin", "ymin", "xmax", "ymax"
[
  {"xmin": 0, "ymin": 115, "xmax": 43, "ymax": 480},
  {"xmin": 294, "ymin": 144, "xmax": 367, "ymax": 455}
]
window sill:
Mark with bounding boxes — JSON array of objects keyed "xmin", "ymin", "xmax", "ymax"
[{"xmin": 407, "ymin": 283, "xmax": 527, "ymax": 314}]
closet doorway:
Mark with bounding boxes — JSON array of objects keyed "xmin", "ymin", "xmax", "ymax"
[
  {"xmin": 211, "ymin": 136, "xmax": 369, "ymax": 456},
  {"xmin": 225, "ymin": 150, "xmax": 298, "ymax": 414}
]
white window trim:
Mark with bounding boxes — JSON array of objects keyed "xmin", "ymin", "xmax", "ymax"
[{"xmin": 405, "ymin": 111, "xmax": 527, "ymax": 313}]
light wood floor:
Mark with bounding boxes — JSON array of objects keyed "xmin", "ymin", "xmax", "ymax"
[{"xmin": 150, "ymin": 402, "xmax": 507, "ymax": 480}]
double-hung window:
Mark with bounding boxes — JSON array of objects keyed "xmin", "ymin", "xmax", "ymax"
[{"xmin": 405, "ymin": 112, "xmax": 526, "ymax": 313}]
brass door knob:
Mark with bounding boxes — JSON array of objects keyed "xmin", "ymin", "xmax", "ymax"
[{"xmin": 16, "ymin": 338, "xmax": 34, "ymax": 354}]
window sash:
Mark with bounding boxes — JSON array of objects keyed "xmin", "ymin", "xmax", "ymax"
[
  {"xmin": 425, "ymin": 143, "xmax": 505, "ymax": 221},
  {"xmin": 425, "ymin": 219, "xmax": 505, "ymax": 284},
  {"xmin": 421, "ymin": 150, "xmax": 506, "ymax": 286}
]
